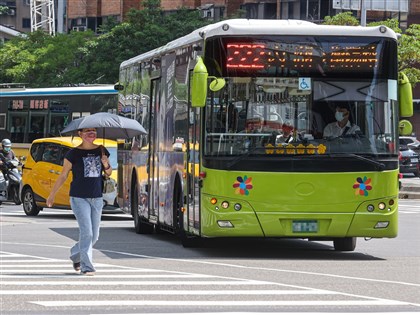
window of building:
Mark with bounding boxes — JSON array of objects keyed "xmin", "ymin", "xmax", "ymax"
[{"xmin": 22, "ymin": 18, "xmax": 31, "ymax": 28}]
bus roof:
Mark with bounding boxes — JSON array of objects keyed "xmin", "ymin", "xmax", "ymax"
[
  {"xmin": 120, "ymin": 18, "xmax": 398, "ymax": 68},
  {"xmin": 0, "ymin": 85, "xmax": 117, "ymax": 98}
]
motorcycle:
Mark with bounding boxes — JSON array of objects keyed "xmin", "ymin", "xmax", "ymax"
[{"xmin": 0, "ymin": 159, "xmax": 22, "ymax": 205}]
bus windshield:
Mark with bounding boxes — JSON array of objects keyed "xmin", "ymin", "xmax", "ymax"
[
  {"xmin": 204, "ymin": 76, "xmax": 398, "ymax": 160},
  {"xmin": 203, "ymin": 34, "xmax": 398, "ymax": 167}
]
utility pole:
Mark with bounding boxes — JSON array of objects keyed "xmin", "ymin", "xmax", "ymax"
[
  {"xmin": 360, "ymin": 0, "xmax": 367, "ymax": 26},
  {"xmin": 30, "ymin": 0, "xmax": 55, "ymax": 35}
]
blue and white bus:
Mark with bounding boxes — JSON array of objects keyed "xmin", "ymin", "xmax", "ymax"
[{"xmin": 0, "ymin": 85, "xmax": 118, "ymax": 155}]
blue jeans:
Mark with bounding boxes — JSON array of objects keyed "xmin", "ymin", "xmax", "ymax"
[{"xmin": 69, "ymin": 197, "xmax": 103, "ymax": 272}]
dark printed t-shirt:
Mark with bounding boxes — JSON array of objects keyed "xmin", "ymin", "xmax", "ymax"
[{"xmin": 65, "ymin": 146, "xmax": 109, "ymax": 198}]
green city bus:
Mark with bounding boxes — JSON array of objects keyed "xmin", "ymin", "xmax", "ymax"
[{"xmin": 116, "ymin": 19, "xmax": 413, "ymax": 251}]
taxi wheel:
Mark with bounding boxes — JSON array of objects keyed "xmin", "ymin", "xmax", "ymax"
[{"xmin": 22, "ymin": 187, "xmax": 41, "ymax": 216}]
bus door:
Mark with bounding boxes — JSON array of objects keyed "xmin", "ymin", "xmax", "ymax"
[
  {"xmin": 187, "ymin": 106, "xmax": 201, "ymax": 231},
  {"xmin": 147, "ymin": 78, "xmax": 161, "ymax": 221}
]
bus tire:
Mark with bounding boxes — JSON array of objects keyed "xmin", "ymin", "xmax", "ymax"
[
  {"xmin": 333, "ymin": 237, "xmax": 356, "ymax": 251},
  {"xmin": 22, "ymin": 187, "xmax": 40, "ymax": 216},
  {"xmin": 132, "ymin": 181, "xmax": 153, "ymax": 234},
  {"xmin": 173, "ymin": 180, "xmax": 199, "ymax": 248}
]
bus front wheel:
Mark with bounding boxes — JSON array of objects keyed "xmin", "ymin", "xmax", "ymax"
[
  {"xmin": 132, "ymin": 182, "xmax": 153, "ymax": 234},
  {"xmin": 333, "ymin": 237, "xmax": 356, "ymax": 251}
]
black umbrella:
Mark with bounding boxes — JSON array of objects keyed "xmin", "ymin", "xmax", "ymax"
[{"xmin": 61, "ymin": 112, "xmax": 147, "ymax": 139}]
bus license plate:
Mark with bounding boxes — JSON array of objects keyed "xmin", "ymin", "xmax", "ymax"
[
  {"xmin": 292, "ymin": 220, "xmax": 318, "ymax": 233},
  {"xmin": 411, "ymin": 158, "xmax": 418, "ymax": 163}
]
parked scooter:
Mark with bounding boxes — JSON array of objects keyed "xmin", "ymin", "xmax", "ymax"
[{"xmin": 0, "ymin": 159, "xmax": 22, "ymax": 205}]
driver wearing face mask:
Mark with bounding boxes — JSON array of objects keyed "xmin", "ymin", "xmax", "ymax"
[{"xmin": 323, "ymin": 105, "xmax": 360, "ymax": 138}]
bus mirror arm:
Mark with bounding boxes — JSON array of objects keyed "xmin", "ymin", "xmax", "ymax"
[{"xmin": 209, "ymin": 77, "xmax": 226, "ymax": 92}]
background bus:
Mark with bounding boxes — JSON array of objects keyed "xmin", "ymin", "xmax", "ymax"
[
  {"xmin": 0, "ymin": 85, "xmax": 118, "ymax": 157},
  {"xmin": 117, "ymin": 19, "xmax": 412, "ymax": 251}
]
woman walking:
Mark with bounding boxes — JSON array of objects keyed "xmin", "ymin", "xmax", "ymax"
[{"xmin": 47, "ymin": 128, "xmax": 112, "ymax": 275}]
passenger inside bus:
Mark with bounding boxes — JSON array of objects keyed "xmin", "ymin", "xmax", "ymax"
[
  {"xmin": 10, "ymin": 117, "xmax": 25, "ymax": 143},
  {"xmin": 323, "ymin": 103, "xmax": 360, "ymax": 138}
]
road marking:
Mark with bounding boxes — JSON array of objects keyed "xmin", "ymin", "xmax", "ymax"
[
  {"xmin": 0, "ymin": 274, "xmax": 217, "ymax": 278},
  {"xmin": 0, "ymin": 289, "xmax": 335, "ymax": 295},
  {"xmin": 1, "ymin": 251, "xmax": 418, "ymax": 311},
  {"xmin": 0, "ymin": 280, "xmax": 267, "ymax": 286},
  {"xmin": 2, "ymin": 243, "xmax": 420, "ymax": 289},
  {"xmin": 32, "ymin": 300, "xmax": 409, "ymax": 307}
]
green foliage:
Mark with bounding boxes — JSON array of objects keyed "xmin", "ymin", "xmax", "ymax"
[
  {"xmin": 397, "ymin": 24, "xmax": 420, "ymax": 87},
  {"xmin": 0, "ymin": 0, "xmax": 209, "ymax": 86},
  {"xmin": 367, "ymin": 18, "xmax": 402, "ymax": 33},
  {"xmin": 323, "ymin": 12, "xmax": 359, "ymax": 26},
  {"xmin": 0, "ymin": 30, "xmax": 95, "ymax": 87},
  {"xmin": 367, "ymin": 19, "xmax": 419, "ymax": 87},
  {"xmin": 0, "ymin": 5, "xmax": 9, "ymax": 15},
  {"xmin": 79, "ymin": 1, "xmax": 209, "ymax": 84}
]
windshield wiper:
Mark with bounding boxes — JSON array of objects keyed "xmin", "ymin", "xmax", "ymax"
[
  {"xmin": 327, "ymin": 153, "xmax": 385, "ymax": 171},
  {"xmin": 226, "ymin": 146, "xmax": 266, "ymax": 169}
]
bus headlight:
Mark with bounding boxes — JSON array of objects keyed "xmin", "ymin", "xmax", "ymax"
[
  {"xmin": 367, "ymin": 204, "xmax": 374, "ymax": 212},
  {"xmin": 378, "ymin": 202, "xmax": 386, "ymax": 210},
  {"xmin": 221, "ymin": 201, "xmax": 229, "ymax": 209}
]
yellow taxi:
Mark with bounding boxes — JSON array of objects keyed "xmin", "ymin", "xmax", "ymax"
[{"xmin": 21, "ymin": 137, "xmax": 118, "ymax": 216}]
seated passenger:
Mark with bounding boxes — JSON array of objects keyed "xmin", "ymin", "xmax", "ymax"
[{"xmin": 323, "ymin": 104, "xmax": 360, "ymax": 138}]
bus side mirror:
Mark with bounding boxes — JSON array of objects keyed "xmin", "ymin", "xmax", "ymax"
[
  {"xmin": 398, "ymin": 72, "xmax": 413, "ymax": 117},
  {"xmin": 191, "ymin": 57, "xmax": 208, "ymax": 108},
  {"xmin": 114, "ymin": 82, "xmax": 124, "ymax": 91}
]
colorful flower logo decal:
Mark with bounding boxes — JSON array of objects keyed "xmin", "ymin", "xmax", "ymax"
[
  {"xmin": 353, "ymin": 176, "xmax": 372, "ymax": 196},
  {"xmin": 233, "ymin": 176, "xmax": 253, "ymax": 195}
]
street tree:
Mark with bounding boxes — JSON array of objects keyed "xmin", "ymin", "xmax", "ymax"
[
  {"xmin": 0, "ymin": 30, "xmax": 95, "ymax": 87},
  {"xmin": 79, "ymin": 1, "xmax": 210, "ymax": 84}
]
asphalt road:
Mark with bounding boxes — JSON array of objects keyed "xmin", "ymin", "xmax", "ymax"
[{"xmin": 1, "ymin": 200, "xmax": 419, "ymax": 315}]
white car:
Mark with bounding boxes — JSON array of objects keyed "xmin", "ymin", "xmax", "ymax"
[{"xmin": 399, "ymin": 136, "xmax": 420, "ymax": 153}]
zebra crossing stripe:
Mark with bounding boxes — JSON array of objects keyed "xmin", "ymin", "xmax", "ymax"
[
  {"xmin": 0, "ymin": 289, "xmax": 335, "ymax": 295},
  {"xmin": 31, "ymin": 300, "xmax": 410, "ymax": 307}
]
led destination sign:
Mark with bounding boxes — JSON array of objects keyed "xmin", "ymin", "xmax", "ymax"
[
  {"xmin": 226, "ymin": 42, "xmax": 378, "ymax": 72},
  {"xmin": 204, "ymin": 35, "xmax": 398, "ymax": 78}
]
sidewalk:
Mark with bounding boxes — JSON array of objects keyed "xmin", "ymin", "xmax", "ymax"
[{"xmin": 399, "ymin": 175, "xmax": 420, "ymax": 199}]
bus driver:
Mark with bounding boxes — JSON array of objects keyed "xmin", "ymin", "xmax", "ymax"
[{"xmin": 323, "ymin": 104, "xmax": 360, "ymax": 138}]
